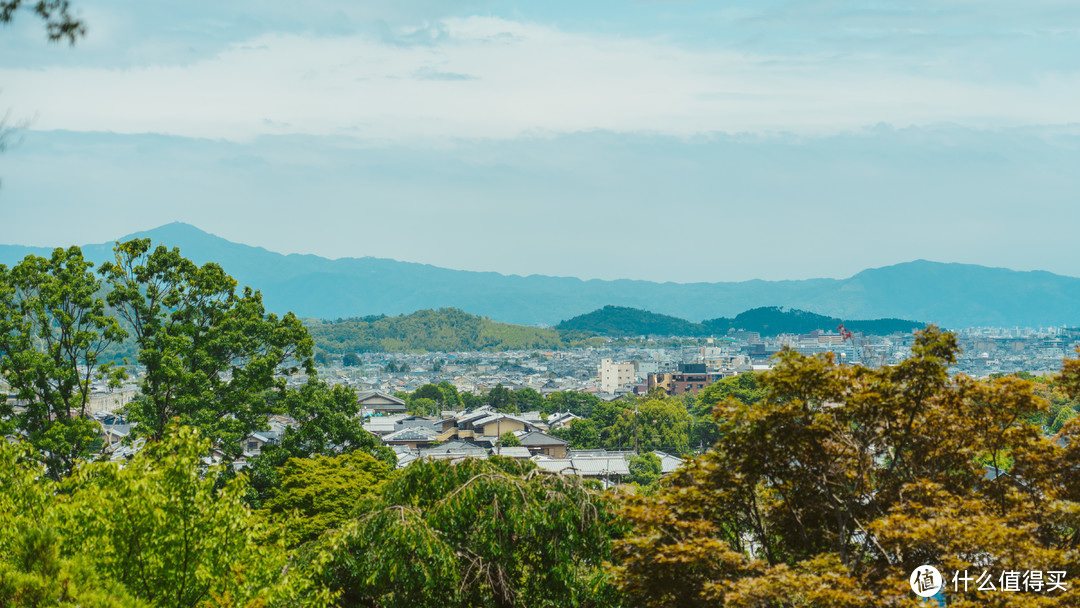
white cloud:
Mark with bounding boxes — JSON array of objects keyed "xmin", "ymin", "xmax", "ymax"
[{"xmin": 2, "ymin": 15, "xmax": 1078, "ymax": 141}]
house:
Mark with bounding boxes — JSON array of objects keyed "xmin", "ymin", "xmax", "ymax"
[
  {"xmin": 491, "ymin": 446, "xmax": 532, "ymax": 459},
  {"xmin": 243, "ymin": 432, "xmax": 275, "ymax": 455},
  {"xmin": 532, "ymin": 455, "xmax": 630, "ymax": 482},
  {"xmin": 651, "ymin": 451, "xmax": 685, "ymax": 476},
  {"xmin": 546, "ymin": 411, "xmax": 582, "ymax": 430},
  {"xmin": 518, "ymin": 431, "xmax": 570, "ymax": 458},
  {"xmin": 382, "ymin": 426, "xmax": 439, "ymax": 450},
  {"xmin": 357, "ymin": 390, "xmax": 407, "ymax": 415}
]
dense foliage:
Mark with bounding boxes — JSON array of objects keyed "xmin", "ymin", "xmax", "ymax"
[
  {"xmin": 612, "ymin": 329, "xmax": 1080, "ymax": 607},
  {"xmin": 0, "ymin": 426, "xmax": 328, "ymax": 608},
  {"xmin": 101, "ymin": 239, "xmax": 314, "ymax": 458},
  {"xmin": 0, "ymin": 247, "xmax": 126, "ymax": 479},
  {"xmin": 315, "ymin": 456, "xmax": 624, "ymax": 608}
]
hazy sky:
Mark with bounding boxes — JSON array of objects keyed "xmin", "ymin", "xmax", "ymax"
[{"xmin": 1, "ymin": 1, "xmax": 1078, "ymax": 282}]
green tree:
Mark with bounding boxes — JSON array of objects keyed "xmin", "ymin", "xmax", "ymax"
[
  {"xmin": 542, "ymin": 390, "xmax": 601, "ymax": 417},
  {"xmin": 100, "ymin": 239, "xmax": 313, "ymax": 458},
  {"xmin": 62, "ymin": 425, "xmax": 323, "ymax": 608},
  {"xmin": 460, "ymin": 391, "xmax": 484, "ymax": 409},
  {"xmin": 408, "ymin": 397, "xmax": 438, "ymax": 417},
  {"xmin": 612, "ymin": 327, "xmax": 1080, "ymax": 607},
  {"xmin": 498, "ymin": 431, "xmax": 521, "ymax": 447},
  {"xmin": 437, "ymin": 380, "xmax": 462, "ymax": 408},
  {"xmin": 0, "ymin": 439, "xmax": 128, "ymax": 607},
  {"xmin": 486, "ymin": 383, "xmax": 515, "ymax": 412},
  {"xmin": 627, "ymin": 452, "xmax": 662, "ymax": 487},
  {"xmin": 0, "ymin": 248, "xmax": 125, "ymax": 479},
  {"xmin": 263, "ymin": 451, "xmax": 393, "ymax": 547},
  {"xmin": 513, "ymin": 387, "xmax": 544, "ymax": 411},
  {"xmin": 551, "ymin": 418, "xmax": 601, "ymax": 449},
  {"xmin": 316, "ymin": 457, "xmax": 622, "ymax": 608},
  {"xmin": 604, "ymin": 397, "xmax": 693, "ymax": 454},
  {"xmin": 343, "ymin": 352, "xmax": 361, "ymax": 367},
  {"xmin": 246, "ymin": 378, "xmax": 393, "ymax": 507},
  {"xmin": 693, "ymin": 372, "xmax": 766, "ymax": 417}
]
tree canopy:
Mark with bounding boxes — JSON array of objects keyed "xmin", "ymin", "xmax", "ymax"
[
  {"xmin": 101, "ymin": 238, "xmax": 313, "ymax": 458},
  {"xmin": 612, "ymin": 327, "xmax": 1080, "ymax": 607},
  {"xmin": 0, "ymin": 247, "xmax": 125, "ymax": 479}
]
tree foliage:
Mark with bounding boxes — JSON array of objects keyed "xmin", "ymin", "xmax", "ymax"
[
  {"xmin": 263, "ymin": 450, "xmax": 393, "ymax": 547},
  {"xmin": 246, "ymin": 378, "xmax": 394, "ymax": 507},
  {"xmin": 100, "ymin": 239, "xmax": 313, "ymax": 457},
  {"xmin": 0, "ymin": 427, "xmax": 329, "ymax": 608},
  {"xmin": 551, "ymin": 418, "xmax": 602, "ymax": 449},
  {"xmin": 611, "ymin": 327, "xmax": 1080, "ymax": 607},
  {"xmin": 316, "ymin": 457, "xmax": 623, "ymax": 608},
  {"xmin": 0, "ymin": 247, "xmax": 125, "ymax": 479},
  {"xmin": 604, "ymin": 397, "xmax": 694, "ymax": 454}
]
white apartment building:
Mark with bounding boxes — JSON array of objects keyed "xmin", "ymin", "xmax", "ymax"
[{"xmin": 599, "ymin": 358, "xmax": 636, "ymax": 394}]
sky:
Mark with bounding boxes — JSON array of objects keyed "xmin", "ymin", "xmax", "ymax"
[{"xmin": 1, "ymin": 0, "xmax": 1078, "ymax": 282}]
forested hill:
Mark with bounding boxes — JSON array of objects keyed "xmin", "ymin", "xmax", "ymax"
[
  {"xmin": 307, "ymin": 306, "xmax": 925, "ymax": 354},
  {"xmin": 557, "ymin": 305, "xmax": 925, "ymax": 337},
  {"xmin": 305, "ymin": 308, "xmax": 569, "ymax": 353},
  {"xmin": 555, "ymin": 306, "xmax": 700, "ymax": 336}
]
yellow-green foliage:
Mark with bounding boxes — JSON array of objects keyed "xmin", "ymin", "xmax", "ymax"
[
  {"xmin": 612, "ymin": 328, "xmax": 1080, "ymax": 607},
  {"xmin": 0, "ymin": 427, "xmax": 332, "ymax": 608},
  {"xmin": 264, "ymin": 451, "xmax": 394, "ymax": 547}
]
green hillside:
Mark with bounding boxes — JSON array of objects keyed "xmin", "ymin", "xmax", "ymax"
[
  {"xmin": 559, "ymin": 305, "xmax": 924, "ymax": 338},
  {"xmin": 307, "ymin": 308, "xmax": 566, "ymax": 353},
  {"xmin": 555, "ymin": 305, "xmax": 700, "ymax": 336},
  {"xmin": 703, "ymin": 307, "xmax": 925, "ymax": 337}
]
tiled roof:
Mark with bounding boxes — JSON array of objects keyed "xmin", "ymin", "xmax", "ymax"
[
  {"xmin": 518, "ymin": 431, "xmax": 568, "ymax": 446},
  {"xmin": 491, "ymin": 446, "xmax": 532, "ymax": 458},
  {"xmin": 383, "ymin": 427, "xmax": 438, "ymax": 442}
]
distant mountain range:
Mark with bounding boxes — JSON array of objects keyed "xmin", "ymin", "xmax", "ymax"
[{"xmin": 1, "ymin": 222, "xmax": 1078, "ymax": 328}]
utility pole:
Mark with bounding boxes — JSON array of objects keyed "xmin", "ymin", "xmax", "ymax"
[{"xmin": 634, "ymin": 399, "xmax": 639, "ymax": 455}]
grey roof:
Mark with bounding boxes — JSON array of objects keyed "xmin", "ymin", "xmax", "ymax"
[
  {"xmin": 652, "ymin": 451, "xmax": 685, "ymax": 475},
  {"xmin": 383, "ymin": 427, "xmax": 438, "ymax": 442},
  {"xmin": 532, "ymin": 456, "xmax": 630, "ymax": 477},
  {"xmin": 518, "ymin": 431, "xmax": 568, "ymax": 447},
  {"xmin": 422, "ymin": 453, "xmax": 488, "ymax": 463},
  {"xmin": 491, "ymin": 446, "xmax": 532, "ymax": 458},
  {"xmin": 532, "ymin": 458, "xmax": 577, "ymax": 474},
  {"xmin": 422, "ymin": 441, "xmax": 488, "ymax": 456},
  {"xmin": 363, "ymin": 419, "xmax": 398, "ymax": 434},
  {"xmin": 456, "ymin": 408, "xmax": 497, "ymax": 426},
  {"xmin": 357, "ymin": 390, "xmax": 407, "ymax": 406},
  {"xmin": 473, "ymin": 413, "xmax": 531, "ymax": 429},
  {"xmin": 395, "ymin": 451, "xmax": 419, "ymax": 468},
  {"xmin": 571, "ymin": 457, "xmax": 630, "ymax": 476}
]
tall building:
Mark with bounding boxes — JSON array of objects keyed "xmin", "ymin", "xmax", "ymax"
[{"xmin": 599, "ymin": 358, "xmax": 636, "ymax": 394}]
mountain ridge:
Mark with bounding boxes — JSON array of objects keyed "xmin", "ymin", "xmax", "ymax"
[{"xmin": 1, "ymin": 223, "xmax": 1077, "ymax": 328}]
